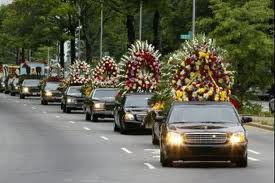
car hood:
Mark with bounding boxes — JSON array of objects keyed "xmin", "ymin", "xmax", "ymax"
[
  {"xmin": 67, "ymin": 93, "xmax": 83, "ymax": 98},
  {"xmin": 125, "ymin": 106, "xmax": 150, "ymax": 113},
  {"xmin": 168, "ymin": 123, "xmax": 244, "ymax": 133},
  {"xmin": 93, "ymin": 97, "xmax": 116, "ymax": 103}
]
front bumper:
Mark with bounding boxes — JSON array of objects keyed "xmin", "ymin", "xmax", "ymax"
[
  {"xmin": 123, "ymin": 120, "xmax": 152, "ymax": 130},
  {"xmin": 22, "ymin": 92, "xmax": 40, "ymax": 96},
  {"xmin": 66, "ymin": 103, "xmax": 84, "ymax": 110},
  {"xmin": 163, "ymin": 143, "xmax": 247, "ymax": 161},
  {"xmin": 43, "ymin": 96, "xmax": 62, "ymax": 102},
  {"xmin": 92, "ymin": 109, "xmax": 114, "ymax": 118}
]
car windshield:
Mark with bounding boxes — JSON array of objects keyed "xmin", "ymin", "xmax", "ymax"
[
  {"xmin": 92, "ymin": 89, "xmax": 118, "ymax": 100},
  {"xmin": 45, "ymin": 82, "xmax": 60, "ymax": 90},
  {"xmin": 124, "ymin": 94, "xmax": 153, "ymax": 108},
  {"xmin": 168, "ymin": 105, "xmax": 239, "ymax": 123},
  {"xmin": 23, "ymin": 79, "xmax": 40, "ymax": 86},
  {"xmin": 68, "ymin": 86, "xmax": 81, "ymax": 94}
]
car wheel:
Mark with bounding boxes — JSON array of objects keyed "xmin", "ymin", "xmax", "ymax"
[
  {"xmin": 114, "ymin": 122, "xmax": 120, "ymax": 132},
  {"xmin": 152, "ymin": 130, "xmax": 159, "ymax": 145},
  {"xmin": 120, "ymin": 120, "xmax": 128, "ymax": 134},
  {"xmin": 160, "ymin": 146, "xmax": 173, "ymax": 167},
  {"xmin": 92, "ymin": 114, "xmax": 98, "ymax": 122},
  {"xmin": 65, "ymin": 107, "xmax": 71, "ymax": 113},
  {"xmin": 235, "ymin": 154, "xmax": 248, "ymax": 168},
  {"xmin": 10, "ymin": 92, "xmax": 15, "ymax": 96},
  {"xmin": 85, "ymin": 112, "xmax": 91, "ymax": 121},
  {"xmin": 20, "ymin": 94, "xmax": 25, "ymax": 99}
]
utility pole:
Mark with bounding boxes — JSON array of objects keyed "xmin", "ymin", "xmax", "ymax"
[
  {"xmin": 100, "ymin": 0, "xmax": 104, "ymax": 59},
  {"xmin": 47, "ymin": 47, "xmax": 50, "ymax": 66},
  {"xmin": 192, "ymin": 0, "xmax": 196, "ymax": 38},
  {"xmin": 139, "ymin": 0, "xmax": 143, "ymax": 40},
  {"xmin": 78, "ymin": 5, "xmax": 81, "ymax": 60}
]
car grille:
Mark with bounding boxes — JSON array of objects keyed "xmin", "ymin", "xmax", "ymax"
[
  {"xmin": 52, "ymin": 92, "xmax": 62, "ymax": 97},
  {"xmin": 184, "ymin": 133, "xmax": 227, "ymax": 144},
  {"xmin": 76, "ymin": 98, "xmax": 84, "ymax": 104},
  {"xmin": 136, "ymin": 114, "xmax": 147, "ymax": 121},
  {"xmin": 29, "ymin": 88, "xmax": 40, "ymax": 93},
  {"xmin": 105, "ymin": 104, "xmax": 115, "ymax": 110}
]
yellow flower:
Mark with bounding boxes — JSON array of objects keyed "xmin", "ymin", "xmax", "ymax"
[
  {"xmin": 176, "ymin": 90, "xmax": 183, "ymax": 98},
  {"xmin": 152, "ymin": 102, "xmax": 165, "ymax": 110},
  {"xmin": 172, "ymin": 80, "xmax": 176, "ymax": 84},
  {"xmin": 214, "ymin": 94, "xmax": 220, "ymax": 101},
  {"xmin": 198, "ymin": 88, "xmax": 206, "ymax": 94},
  {"xmin": 208, "ymin": 90, "xmax": 214, "ymax": 96},
  {"xmin": 181, "ymin": 61, "xmax": 185, "ymax": 67},
  {"xmin": 220, "ymin": 91, "xmax": 228, "ymax": 101},
  {"xmin": 199, "ymin": 51, "xmax": 209, "ymax": 59},
  {"xmin": 218, "ymin": 78, "xmax": 224, "ymax": 84}
]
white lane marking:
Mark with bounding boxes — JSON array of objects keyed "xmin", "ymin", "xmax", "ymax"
[
  {"xmin": 24, "ymin": 104, "xmax": 27, "ymax": 106},
  {"xmin": 83, "ymin": 127, "xmax": 91, "ymax": 131},
  {"xmin": 248, "ymin": 149, "xmax": 261, "ymax": 155},
  {"xmin": 121, "ymin": 147, "xmax": 133, "ymax": 154},
  {"xmin": 56, "ymin": 115, "xmax": 60, "ymax": 118},
  {"xmin": 144, "ymin": 163, "xmax": 156, "ymax": 169},
  {"xmin": 31, "ymin": 107, "xmax": 36, "ymax": 110},
  {"xmin": 16, "ymin": 101, "xmax": 20, "ymax": 103},
  {"xmin": 43, "ymin": 111, "xmax": 47, "ymax": 114},
  {"xmin": 100, "ymin": 136, "xmax": 109, "ymax": 141},
  {"xmin": 69, "ymin": 121, "xmax": 75, "ymax": 124},
  {"xmin": 248, "ymin": 157, "xmax": 260, "ymax": 161},
  {"xmin": 153, "ymin": 155, "xmax": 160, "ymax": 159}
]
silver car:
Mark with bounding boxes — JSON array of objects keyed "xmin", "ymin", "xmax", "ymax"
[{"xmin": 269, "ymin": 98, "xmax": 274, "ymax": 113}]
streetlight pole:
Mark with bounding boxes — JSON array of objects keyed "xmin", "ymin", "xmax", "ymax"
[
  {"xmin": 192, "ymin": 0, "xmax": 196, "ymax": 38},
  {"xmin": 139, "ymin": 0, "xmax": 143, "ymax": 40},
  {"xmin": 100, "ymin": 0, "xmax": 104, "ymax": 59},
  {"xmin": 47, "ymin": 47, "xmax": 50, "ymax": 66},
  {"xmin": 78, "ymin": 5, "xmax": 81, "ymax": 60}
]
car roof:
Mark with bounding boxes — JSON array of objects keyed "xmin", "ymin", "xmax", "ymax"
[
  {"xmin": 173, "ymin": 101, "xmax": 233, "ymax": 106},
  {"xmin": 94, "ymin": 88, "xmax": 118, "ymax": 91},
  {"xmin": 125, "ymin": 92, "xmax": 154, "ymax": 96}
]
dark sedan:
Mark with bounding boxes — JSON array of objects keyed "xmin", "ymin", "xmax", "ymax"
[
  {"xmin": 84, "ymin": 88, "xmax": 119, "ymax": 122},
  {"xmin": 41, "ymin": 82, "xmax": 62, "ymax": 105},
  {"xmin": 19, "ymin": 79, "xmax": 41, "ymax": 99},
  {"xmin": 157, "ymin": 101, "xmax": 252, "ymax": 167},
  {"xmin": 113, "ymin": 93, "xmax": 154, "ymax": 134},
  {"xmin": 10, "ymin": 78, "xmax": 20, "ymax": 96},
  {"xmin": 61, "ymin": 86, "xmax": 84, "ymax": 113}
]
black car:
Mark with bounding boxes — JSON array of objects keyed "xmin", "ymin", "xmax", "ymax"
[
  {"xmin": 10, "ymin": 78, "xmax": 20, "ymax": 96},
  {"xmin": 84, "ymin": 88, "xmax": 119, "ymax": 122},
  {"xmin": 4, "ymin": 78, "xmax": 13, "ymax": 94},
  {"xmin": 41, "ymin": 82, "xmax": 62, "ymax": 105},
  {"xmin": 114, "ymin": 93, "xmax": 154, "ymax": 134},
  {"xmin": 156, "ymin": 101, "xmax": 252, "ymax": 167},
  {"xmin": 61, "ymin": 85, "xmax": 84, "ymax": 113},
  {"xmin": 19, "ymin": 79, "xmax": 41, "ymax": 99},
  {"xmin": 0, "ymin": 79, "xmax": 5, "ymax": 92}
]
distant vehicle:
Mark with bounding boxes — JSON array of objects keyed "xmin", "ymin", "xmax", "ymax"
[
  {"xmin": 41, "ymin": 82, "xmax": 62, "ymax": 105},
  {"xmin": 19, "ymin": 79, "xmax": 41, "ymax": 99},
  {"xmin": 84, "ymin": 88, "xmax": 119, "ymax": 122},
  {"xmin": 4, "ymin": 78, "xmax": 14, "ymax": 94},
  {"xmin": 0, "ymin": 80, "xmax": 5, "ymax": 93},
  {"xmin": 269, "ymin": 98, "xmax": 274, "ymax": 113},
  {"xmin": 113, "ymin": 93, "xmax": 154, "ymax": 134},
  {"xmin": 61, "ymin": 86, "xmax": 84, "ymax": 113},
  {"xmin": 156, "ymin": 101, "xmax": 252, "ymax": 167},
  {"xmin": 10, "ymin": 78, "xmax": 20, "ymax": 96}
]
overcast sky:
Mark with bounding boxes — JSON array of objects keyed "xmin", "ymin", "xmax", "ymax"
[{"xmin": 0, "ymin": 0, "xmax": 12, "ymax": 5}]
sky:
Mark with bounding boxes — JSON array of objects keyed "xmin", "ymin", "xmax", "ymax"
[{"xmin": 0, "ymin": 0, "xmax": 12, "ymax": 5}]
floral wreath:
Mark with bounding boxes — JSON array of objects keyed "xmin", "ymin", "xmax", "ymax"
[
  {"xmin": 119, "ymin": 40, "xmax": 161, "ymax": 94},
  {"xmin": 67, "ymin": 60, "xmax": 92, "ymax": 85},
  {"xmin": 168, "ymin": 35, "xmax": 234, "ymax": 102},
  {"xmin": 92, "ymin": 56, "xmax": 119, "ymax": 87}
]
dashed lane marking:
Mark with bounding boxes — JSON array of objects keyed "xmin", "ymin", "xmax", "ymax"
[
  {"xmin": 43, "ymin": 111, "xmax": 47, "ymax": 114},
  {"xmin": 248, "ymin": 157, "xmax": 260, "ymax": 161},
  {"xmin": 144, "ymin": 163, "xmax": 156, "ymax": 169},
  {"xmin": 248, "ymin": 149, "xmax": 261, "ymax": 155},
  {"xmin": 69, "ymin": 121, "xmax": 75, "ymax": 124},
  {"xmin": 121, "ymin": 147, "xmax": 133, "ymax": 154},
  {"xmin": 100, "ymin": 136, "xmax": 109, "ymax": 141},
  {"xmin": 83, "ymin": 127, "xmax": 91, "ymax": 131},
  {"xmin": 56, "ymin": 115, "xmax": 61, "ymax": 118}
]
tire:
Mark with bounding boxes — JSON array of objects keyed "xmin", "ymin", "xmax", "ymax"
[
  {"xmin": 85, "ymin": 112, "xmax": 91, "ymax": 121},
  {"xmin": 114, "ymin": 122, "xmax": 120, "ymax": 132},
  {"xmin": 120, "ymin": 120, "xmax": 128, "ymax": 134},
  {"xmin": 152, "ymin": 131, "xmax": 159, "ymax": 145},
  {"xmin": 92, "ymin": 114, "xmax": 98, "ymax": 122},
  {"xmin": 65, "ymin": 107, "xmax": 71, "ymax": 113},
  {"xmin": 62, "ymin": 105, "xmax": 66, "ymax": 113},
  {"xmin": 235, "ymin": 155, "xmax": 248, "ymax": 168},
  {"xmin": 10, "ymin": 92, "xmax": 15, "ymax": 96},
  {"xmin": 20, "ymin": 94, "xmax": 25, "ymax": 99},
  {"xmin": 160, "ymin": 149, "xmax": 173, "ymax": 167}
]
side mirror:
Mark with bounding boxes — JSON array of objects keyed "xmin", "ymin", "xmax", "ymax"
[
  {"xmin": 156, "ymin": 116, "xmax": 166, "ymax": 124},
  {"xmin": 241, "ymin": 116, "xmax": 252, "ymax": 123}
]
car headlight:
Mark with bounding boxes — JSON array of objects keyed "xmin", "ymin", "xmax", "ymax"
[
  {"xmin": 67, "ymin": 98, "xmax": 75, "ymax": 103},
  {"xmin": 45, "ymin": 90, "xmax": 52, "ymax": 97},
  {"xmin": 94, "ymin": 103, "xmax": 105, "ymax": 109},
  {"xmin": 230, "ymin": 132, "xmax": 246, "ymax": 144},
  {"xmin": 125, "ymin": 112, "xmax": 135, "ymax": 121},
  {"xmin": 166, "ymin": 131, "xmax": 184, "ymax": 145},
  {"xmin": 15, "ymin": 86, "xmax": 19, "ymax": 90},
  {"xmin": 23, "ymin": 87, "xmax": 29, "ymax": 93}
]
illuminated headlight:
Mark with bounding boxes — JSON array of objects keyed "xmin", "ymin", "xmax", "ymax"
[
  {"xmin": 230, "ymin": 132, "xmax": 246, "ymax": 144},
  {"xmin": 94, "ymin": 103, "xmax": 105, "ymax": 109},
  {"xmin": 166, "ymin": 132, "xmax": 184, "ymax": 145},
  {"xmin": 125, "ymin": 113, "xmax": 135, "ymax": 121},
  {"xmin": 1, "ymin": 83, "xmax": 4, "ymax": 87},
  {"xmin": 45, "ymin": 91, "xmax": 52, "ymax": 97},
  {"xmin": 23, "ymin": 87, "xmax": 29, "ymax": 93},
  {"xmin": 67, "ymin": 98, "xmax": 75, "ymax": 103},
  {"xmin": 15, "ymin": 86, "xmax": 19, "ymax": 90}
]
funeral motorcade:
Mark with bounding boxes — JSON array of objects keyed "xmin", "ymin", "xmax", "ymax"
[
  {"xmin": 0, "ymin": 80, "xmax": 4, "ymax": 93},
  {"xmin": 41, "ymin": 81, "xmax": 62, "ymax": 105},
  {"xmin": 19, "ymin": 79, "xmax": 41, "ymax": 99},
  {"xmin": 9, "ymin": 78, "xmax": 20, "ymax": 96},
  {"xmin": 155, "ymin": 101, "xmax": 252, "ymax": 167},
  {"xmin": 84, "ymin": 88, "xmax": 119, "ymax": 122},
  {"xmin": 113, "ymin": 93, "xmax": 154, "ymax": 134},
  {"xmin": 61, "ymin": 85, "xmax": 84, "ymax": 113}
]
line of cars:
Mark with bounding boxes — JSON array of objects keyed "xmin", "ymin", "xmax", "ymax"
[{"xmin": 1, "ymin": 78, "xmax": 269, "ymax": 168}]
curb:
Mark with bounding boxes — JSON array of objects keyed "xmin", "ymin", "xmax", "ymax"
[{"xmin": 245, "ymin": 122, "xmax": 274, "ymax": 131}]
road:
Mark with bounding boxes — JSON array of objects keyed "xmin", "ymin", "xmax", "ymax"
[{"xmin": 0, "ymin": 93, "xmax": 274, "ymax": 183}]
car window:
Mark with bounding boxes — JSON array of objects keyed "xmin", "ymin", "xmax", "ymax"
[
  {"xmin": 45, "ymin": 82, "xmax": 60, "ymax": 90},
  {"xmin": 124, "ymin": 94, "xmax": 153, "ymax": 108},
  {"xmin": 68, "ymin": 87, "xmax": 81, "ymax": 94},
  {"xmin": 168, "ymin": 105, "xmax": 239, "ymax": 123},
  {"xmin": 92, "ymin": 89, "xmax": 118, "ymax": 100},
  {"xmin": 23, "ymin": 80, "xmax": 40, "ymax": 86}
]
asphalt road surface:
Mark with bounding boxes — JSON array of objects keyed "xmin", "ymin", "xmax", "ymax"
[{"xmin": 0, "ymin": 93, "xmax": 274, "ymax": 183}]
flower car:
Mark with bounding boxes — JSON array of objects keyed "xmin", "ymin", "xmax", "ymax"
[
  {"xmin": 19, "ymin": 79, "xmax": 41, "ymax": 99},
  {"xmin": 61, "ymin": 85, "xmax": 84, "ymax": 113},
  {"xmin": 41, "ymin": 81, "xmax": 62, "ymax": 105}
]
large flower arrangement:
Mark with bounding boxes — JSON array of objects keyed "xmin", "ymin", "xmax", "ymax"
[
  {"xmin": 119, "ymin": 40, "xmax": 161, "ymax": 94},
  {"xmin": 92, "ymin": 56, "xmax": 119, "ymax": 87},
  {"xmin": 67, "ymin": 60, "xmax": 92, "ymax": 85}
]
